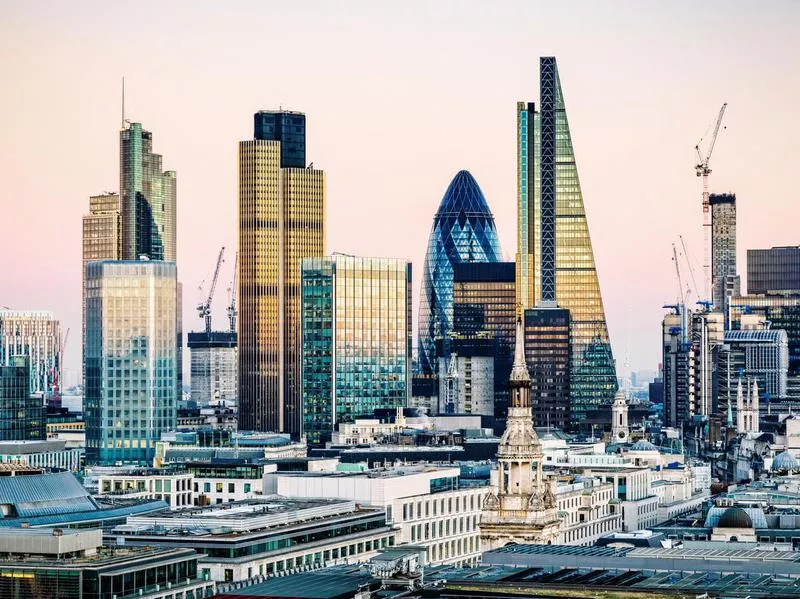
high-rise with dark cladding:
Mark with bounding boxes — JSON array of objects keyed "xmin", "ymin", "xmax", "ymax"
[
  {"xmin": 516, "ymin": 57, "xmax": 617, "ymax": 425},
  {"xmin": 418, "ymin": 171, "xmax": 502, "ymax": 378},
  {"xmin": 239, "ymin": 110, "xmax": 324, "ymax": 436}
]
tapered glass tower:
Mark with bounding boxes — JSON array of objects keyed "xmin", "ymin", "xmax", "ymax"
[
  {"xmin": 516, "ymin": 57, "xmax": 617, "ymax": 422},
  {"xmin": 418, "ymin": 171, "xmax": 502, "ymax": 377}
]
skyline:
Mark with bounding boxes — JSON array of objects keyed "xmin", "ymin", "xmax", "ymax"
[{"xmin": 2, "ymin": 1, "xmax": 800, "ymax": 385}]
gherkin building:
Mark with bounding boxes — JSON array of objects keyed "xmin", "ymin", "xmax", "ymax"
[{"xmin": 418, "ymin": 170, "xmax": 502, "ymax": 376}]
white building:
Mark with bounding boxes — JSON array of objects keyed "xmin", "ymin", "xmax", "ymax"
[
  {"xmin": 188, "ymin": 331, "xmax": 238, "ymax": 405},
  {"xmin": 0, "ymin": 310, "xmax": 62, "ymax": 398},
  {"xmin": 555, "ymin": 478, "xmax": 623, "ymax": 544},
  {"xmin": 273, "ymin": 465, "xmax": 487, "ymax": 566},
  {"xmin": 438, "ymin": 353, "xmax": 494, "ymax": 416},
  {"xmin": 0, "ymin": 440, "xmax": 82, "ymax": 472}
]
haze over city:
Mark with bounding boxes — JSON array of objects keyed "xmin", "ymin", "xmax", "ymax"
[{"xmin": 2, "ymin": 1, "xmax": 799, "ymax": 385}]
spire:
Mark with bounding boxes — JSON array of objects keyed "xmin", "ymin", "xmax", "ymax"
[
  {"xmin": 726, "ymin": 396, "xmax": 733, "ymax": 427},
  {"xmin": 510, "ymin": 316, "xmax": 530, "ymax": 382}
]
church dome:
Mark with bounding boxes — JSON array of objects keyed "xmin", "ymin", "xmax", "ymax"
[
  {"xmin": 630, "ymin": 440, "xmax": 657, "ymax": 452},
  {"xmin": 717, "ymin": 507, "xmax": 753, "ymax": 529},
  {"xmin": 772, "ymin": 450, "xmax": 800, "ymax": 472}
]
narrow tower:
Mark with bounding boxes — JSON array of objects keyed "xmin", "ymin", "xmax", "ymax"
[
  {"xmin": 480, "ymin": 316, "xmax": 561, "ymax": 549},
  {"xmin": 611, "ymin": 389, "xmax": 629, "ymax": 443}
]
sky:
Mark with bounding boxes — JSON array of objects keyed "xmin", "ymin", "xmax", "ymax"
[{"xmin": 1, "ymin": 1, "xmax": 798, "ymax": 387}]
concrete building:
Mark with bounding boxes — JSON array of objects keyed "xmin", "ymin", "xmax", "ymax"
[
  {"xmin": 84, "ymin": 261, "xmax": 178, "ymax": 465},
  {"xmin": 710, "ymin": 193, "xmax": 740, "ymax": 314},
  {"xmin": 114, "ymin": 497, "xmax": 395, "ymax": 582},
  {"xmin": 0, "ymin": 356, "xmax": 45, "ymax": 441},
  {"xmin": 691, "ymin": 310, "xmax": 725, "ymax": 419},
  {"xmin": 0, "ymin": 310, "xmax": 62, "ymax": 399},
  {"xmin": 736, "ymin": 377, "xmax": 760, "ymax": 434},
  {"xmin": 188, "ymin": 331, "xmax": 238, "ymax": 405},
  {"xmin": 437, "ymin": 353, "xmax": 493, "ymax": 416},
  {"xmin": 0, "ymin": 527, "xmax": 213, "ymax": 599},
  {"xmin": 273, "ymin": 465, "xmax": 487, "ymax": 566}
]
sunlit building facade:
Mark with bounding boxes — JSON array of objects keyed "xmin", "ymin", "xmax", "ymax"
[
  {"xmin": 120, "ymin": 122, "xmax": 176, "ymax": 261},
  {"xmin": 516, "ymin": 57, "xmax": 617, "ymax": 424},
  {"xmin": 84, "ymin": 260, "xmax": 178, "ymax": 465},
  {"xmin": 238, "ymin": 111, "xmax": 325, "ymax": 436},
  {"xmin": 0, "ymin": 310, "xmax": 61, "ymax": 399},
  {"xmin": 302, "ymin": 256, "xmax": 412, "ymax": 445},
  {"xmin": 418, "ymin": 170, "xmax": 502, "ymax": 378}
]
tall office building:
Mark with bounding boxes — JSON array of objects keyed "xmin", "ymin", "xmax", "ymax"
[
  {"xmin": 254, "ymin": 111, "xmax": 306, "ymax": 169},
  {"xmin": 82, "ymin": 193, "xmax": 121, "ymax": 384},
  {"xmin": 418, "ymin": 170, "xmax": 502, "ymax": 378},
  {"xmin": 239, "ymin": 110, "xmax": 324, "ymax": 436},
  {"xmin": 0, "ymin": 311, "xmax": 62, "ymax": 399},
  {"xmin": 188, "ymin": 331, "xmax": 238, "ymax": 405},
  {"xmin": 84, "ymin": 261, "xmax": 178, "ymax": 465},
  {"xmin": 690, "ymin": 311, "xmax": 725, "ymax": 418},
  {"xmin": 524, "ymin": 305, "xmax": 570, "ymax": 430},
  {"xmin": 301, "ymin": 256, "xmax": 411, "ymax": 445},
  {"xmin": 710, "ymin": 193, "xmax": 740, "ymax": 313},
  {"xmin": 119, "ymin": 122, "xmax": 176, "ymax": 261},
  {"xmin": 747, "ymin": 247, "xmax": 800, "ymax": 295},
  {"xmin": 662, "ymin": 309, "xmax": 693, "ymax": 428},
  {"xmin": 516, "ymin": 57, "xmax": 617, "ymax": 422},
  {"xmin": 451, "ymin": 262, "xmax": 516, "ymax": 418},
  {"xmin": 0, "ymin": 357, "xmax": 45, "ymax": 441}
]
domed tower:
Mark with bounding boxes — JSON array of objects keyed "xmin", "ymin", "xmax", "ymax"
[
  {"xmin": 611, "ymin": 389, "xmax": 629, "ymax": 443},
  {"xmin": 480, "ymin": 317, "xmax": 562, "ymax": 550}
]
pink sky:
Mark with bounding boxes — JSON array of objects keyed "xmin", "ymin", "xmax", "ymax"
[{"xmin": 1, "ymin": 1, "xmax": 798, "ymax": 387}]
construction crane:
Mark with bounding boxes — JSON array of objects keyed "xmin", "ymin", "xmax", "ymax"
[
  {"xmin": 197, "ymin": 247, "xmax": 225, "ymax": 333},
  {"xmin": 227, "ymin": 251, "xmax": 238, "ymax": 333},
  {"xmin": 694, "ymin": 102, "xmax": 727, "ymax": 304}
]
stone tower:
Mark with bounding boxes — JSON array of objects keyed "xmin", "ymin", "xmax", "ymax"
[{"xmin": 611, "ymin": 389, "xmax": 629, "ymax": 443}]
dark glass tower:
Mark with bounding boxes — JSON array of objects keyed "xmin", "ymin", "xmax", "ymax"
[
  {"xmin": 254, "ymin": 111, "xmax": 307, "ymax": 169},
  {"xmin": 418, "ymin": 171, "xmax": 502, "ymax": 377},
  {"xmin": 516, "ymin": 57, "xmax": 617, "ymax": 425}
]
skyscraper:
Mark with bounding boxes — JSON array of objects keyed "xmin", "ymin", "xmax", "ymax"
[
  {"xmin": 119, "ymin": 122, "xmax": 176, "ymax": 261},
  {"xmin": 747, "ymin": 246, "xmax": 800, "ymax": 295},
  {"xmin": 524, "ymin": 305, "xmax": 570, "ymax": 430},
  {"xmin": 239, "ymin": 110, "xmax": 325, "ymax": 436},
  {"xmin": 710, "ymin": 193, "xmax": 740, "ymax": 313},
  {"xmin": 301, "ymin": 256, "xmax": 411, "ymax": 445},
  {"xmin": 254, "ymin": 110, "xmax": 306, "ymax": 169},
  {"xmin": 0, "ymin": 356, "xmax": 45, "ymax": 441},
  {"xmin": 418, "ymin": 170, "xmax": 502, "ymax": 378},
  {"xmin": 82, "ymin": 193, "xmax": 121, "ymax": 384},
  {"xmin": 188, "ymin": 331, "xmax": 238, "ymax": 405},
  {"xmin": 0, "ymin": 311, "xmax": 62, "ymax": 399},
  {"xmin": 516, "ymin": 57, "xmax": 617, "ymax": 423},
  {"xmin": 84, "ymin": 260, "xmax": 178, "ymax": 465},
  {"xmin": 662, "ymin": 309, "xmax": 693, "ymax": 428}
]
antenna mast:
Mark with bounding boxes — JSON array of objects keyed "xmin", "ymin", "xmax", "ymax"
[{"xmin": 121, "ymin": 77, "xmax": 125, "ymax": 129}]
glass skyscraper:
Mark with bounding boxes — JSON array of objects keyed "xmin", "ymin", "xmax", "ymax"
[
  {"xmin": 0, "ymin": 356, "xmax": 45, "ymax": 441},
  {"xmin": 516, "ymin": 57, "xmax": 617, "ymax": 424},
  {"xmin": 254, "ymin": 110, "xmax": 306, "ymax": 169},
  {"xmin": 747, "ymin": 246, "xmax": 800, "ymax": 295},
  {"xmin": 418, "ymin": 170, "xmax": 502, "ymax": 377},
  {"xmin": 84, "ymin": 260, "xmax": 178, "ymax": 465},
  {"xmin": 0, "ymin": 310, "xmax": 62, "ymax": 399},
  {"xmin": 120, "ymin": 123, "xmax": 176, "ymax": 262},
  {"xmin": 239, "ymin": 111, "xmax": 325, "ymax": 436},
  {"xmin": 302, "ymin": 256, "xmax": 412, "ymax": 445}
]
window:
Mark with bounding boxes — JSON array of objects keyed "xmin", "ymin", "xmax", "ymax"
[
  {"xmin": 228, "ymin": 482, "xmax": 235, "ymax": 493},
  {"xmin": 216, "ymin": 482, "xmax": 223, "ymax": 492},
  {"xmin": 244, "ymin": 483, "xmax": 251, "ymax": 493}
]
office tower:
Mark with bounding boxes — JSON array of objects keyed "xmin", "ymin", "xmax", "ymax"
[
  {"xmin": 715, "ymin": 329, "xmax": 788, "ymax": 419},
  {"xmin": 82, "ymin": 193, "xmax": 121, "ymax": 384},
  {"xmin": 188, "ymin": 332, "xmax": 237, "ymax": 405},
  {"xmin": 0, "ymin": 311, "xmax": 62, "ymax": 398},
  {"xmin": 301, "ymin": 256, "xmax": 411, "ymax": 445},
  {"xmin": 516, "ymin": 58, "xmax": 617, "ymax": 423},
  {"xmin": 119, "ymin": 122, "xmax": 176, "ymax": 261},
  {"xmin": 254, "ymin": 110, "xmax": 306, "ymax": 169},
  {"xmin": 176, "ymin": 282, "xmax": 183, "ymax": 397},
  {"xmin": 480, "ymin": 318, "xmax": 561, "ymax": 549},
  {"xmin": 662, "ymin": 309, "xmax": 693, "ymax": 427},
  {"xmin": 524, "ymin": 306, "xmax": 570, "ymax": 430},
  {"xmin": 418, "ymin": 170, "xmax": 502, "ymax": 378},
  {"xmin": 747, "ymin": 247, "xmax": 800, "ymax": 294},
  {"xmin": 84, "ymin": 260, "xmax": 178, "ymax": 465},
  {"xmin": 451, "ymin": 261, "xmax": 516, "ymax": 417},
  {"xmin": 438, "ymin": 352, "xmax": 494, "ymax": 416},
  {"xmin": 239, "ymin": 110, "xmax": 324, "ymax": 435},
  {"xmin": 710, "ymin": 193, "xmax": 740, "ymax": 313},
  {"xmin": 0, "ymin": 356, "xmax": 45, "ymax": 441},
  {"xmin": 690, "ymin": 311, "xmax": 725, "ymax": 418}
]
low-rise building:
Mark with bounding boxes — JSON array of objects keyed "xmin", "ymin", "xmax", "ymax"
[
  {"xmin": 112, "ymin": 497, "xmax": 396, "ymax": 583},
  {"xmin": 0, "ymin": 439, "xmax": 82, "ymax": 471}
]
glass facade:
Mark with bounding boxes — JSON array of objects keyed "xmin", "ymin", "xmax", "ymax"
[
  {"xmin": 254, "ymin": 110, "xmax": 306, "ymax": 168},
  {"xmin": 188, "ymin": 331, "xmax": 238, "ymax": 405},
  {"xmin": 516, "ymin": 57, "xmax": 617, "ymax": 425},
  {"xmin": 710, "ymin": 193, "xmax": 740, "ymax": 313},
  {"xmin": 0, "ymin": 356, "xmax": 45, "ymax": 441},
  {"xmin": 238, "ymin": 118, "xmax": 325, "ymax": 436},
  {"xmin": 0, "ymin": 310, "xmax": 62, "ymax": 399},
  {"xmin": 747, "ymin": 247, "xmax": 800, "ymax": 295},
  {"xmin": 418, "ymin": 170, "xmax": 502, "ymax": 377},
  {"xmin": 119, "ymin": 123, "xmax": 176, "ymax": 262},
  {"xmin": 84, "ymin": 261, "xmax": 178, "ymax": 465},
  {"xmin": 302, "ymin": 256, "xmax": 412, "ymax": 445},
  {"xmin": 524, "ymin": 307, "xmax": 570, "ymax": 430}
]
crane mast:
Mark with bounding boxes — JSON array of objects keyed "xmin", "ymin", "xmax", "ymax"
[
  {"xmin": 227, "ymin": 251, "xmax": 238, "ymax": 333},
  {"xmin": 197, "ymin": 246, "xmax": 225, "ymax": 334},
  {"xmin": 694, "ymin": 102, "xmax": 727, "ymax": 305}
]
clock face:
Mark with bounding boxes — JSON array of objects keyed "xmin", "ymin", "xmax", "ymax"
[{"xmin": 618, "ymin": 431, "xmax": 627, "ymax": 439}]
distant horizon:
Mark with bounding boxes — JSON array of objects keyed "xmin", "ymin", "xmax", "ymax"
[{"xmin": 2, "ymin": 1, "xmax": 798, "ymax": 387}]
